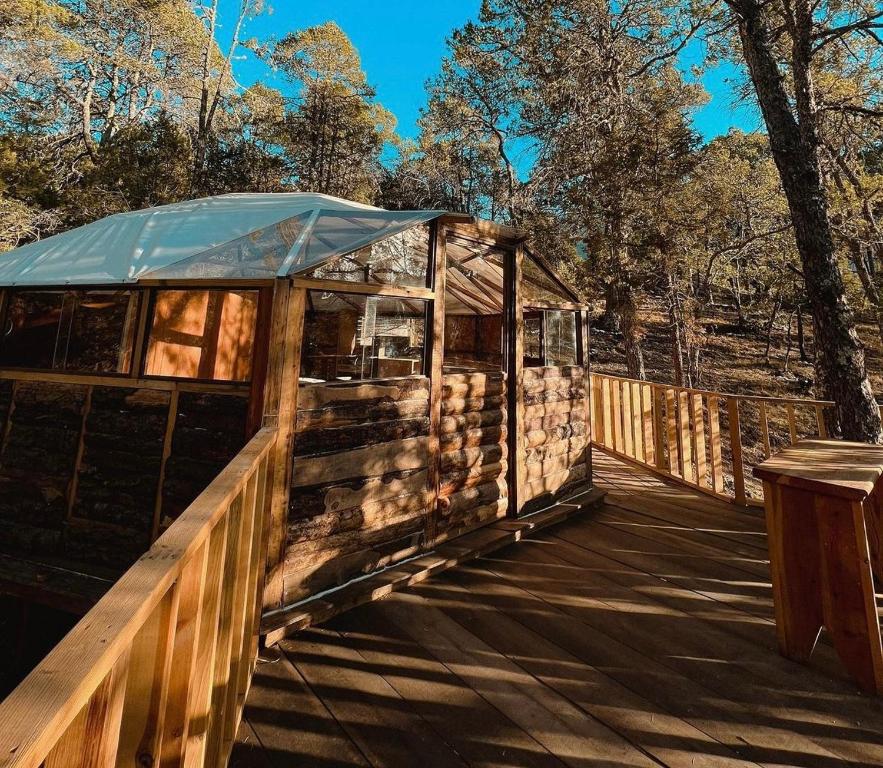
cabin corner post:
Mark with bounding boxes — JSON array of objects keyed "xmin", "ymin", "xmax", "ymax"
[
  {"xmin": 505, "ymin": 242, "xmax": 526, "ymax": 516},
  {"xmin": 581, "ymin": 308, "xmax": 593, "ymax": 488},
  {"xmin": 426, "ymin": 221, "xmax": 447, "ymax": 546},
  {"xmin": 262, "ymin": 280, "xmax": 306, "ymax": 614}
]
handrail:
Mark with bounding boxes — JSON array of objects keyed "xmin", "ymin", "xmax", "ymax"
[
  {"xmin": 590, "ymin": 373, "xmax": 851, "ymax": 506},
  {"xmin": 0, "ymin": 426, "xmax": 277, "ymax": 768}
]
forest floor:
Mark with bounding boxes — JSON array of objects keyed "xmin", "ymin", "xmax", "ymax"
[{"xmin": 590, "ymin": 298, "xmax": 883, "ymax": 399}]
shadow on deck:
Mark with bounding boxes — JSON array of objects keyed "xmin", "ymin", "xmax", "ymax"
[{"xmin": 231, "ymin": 450, "xmax": 883, "ymax": 768}]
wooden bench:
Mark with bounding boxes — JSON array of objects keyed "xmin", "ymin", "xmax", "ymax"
[{"xmin": 755, "ymin": 439, "xmax": 883, "ymax": 694}]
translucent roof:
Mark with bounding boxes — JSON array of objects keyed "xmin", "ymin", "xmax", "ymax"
[{"xmin": 0, "ymin": 193, "xmax": 443, "ymax": 286}]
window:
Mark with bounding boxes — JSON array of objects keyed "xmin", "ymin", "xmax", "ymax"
[
  {"xmin": 523, "ymin": 309, "xmax": 580, "ymax": 367},
  {"xmin": 0, "ymin": 289, "xmax": 138, "ymax": 373},
  {"xmin": 544, "ymin": 310, "xmax": 579, "ymax": 366},
  {"xmin": 522, "ymin": 254, "xmax": 575, "ymax": 305},
  {"xmin": 299, "ymin": 222, "xmax": 430, "ymax": 287},
  {"xmin": 144, "ymin": 290, "xmax": 258, "ymax": 382},
  {"xmin": 443, "ymin": 236, "xmax": 505, "ymax": 373},
  {"xmin": 301, "ymin": 291, "xmax": 427, "ymax": 382}
]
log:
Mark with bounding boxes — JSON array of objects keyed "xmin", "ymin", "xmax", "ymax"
[
  {"xmin": 523, "ymin": 399, "xmax": 584, "ymax": 421},
  {"xmin": 524, "ymin": 421, "xmax": 587, "ymax": 448},
  {"xmin": 525, "ymin": 436, "xmax": 587, "ymax": 465},
  {"xmin": 437, "ymin": 478, "xmax": 508, "ymax": 517},
  {"xmin": 523, "ymin": 461, "xmax": 588, "ymax": 503},
  {"xmin": 295, "ymin": 417, "xmax": 430, "ymax": 457},
  {"xmin": 525, "ymin": 449, "xmax": 587, "ymax": 482},
  {"xmin": 443, "ymin": 378, "xmax": 505, "ymax": 400},
  {"xmin": 288, "ymin": 468, "xmax": 429, "ymax": 520},
  {"xmin": 296, "ymin": 398, "xmax": 429, "ymax": 431},
  {"xmin": 441, "ymin": 395, "xmax": 505, "ymax": 416},
  {"xmin": 291, "ymin": 436, "xmax": 430, "ymax": 488},
  {"xmin": 439, "ymin": 443, "xmax": 507, "ymax": 474},
  {"xmin": 525, "ymin": 410, "xmax": 586, "ymax": 433},
  {"xmin": 440, "ymin": 425, "xmax": 507, "ymax": 453},
  {"xmin": 287, "ymin": 492, "xmax": 432, "ymax": 547},
  {"xmin": 298, "ymin": 378, "xmax": 429, "ymax": 411},
  {"xmin": 439, "ymin": 461, "xmax": 507, "ymax": 497},
  {"xmin": 440, "ymin": 409, "xmax": 506, "ymax": 434}
]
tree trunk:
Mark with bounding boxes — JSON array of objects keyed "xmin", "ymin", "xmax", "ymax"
[
  {"xmin": 796, "ymin": 305, "xmax": 809, "ymax": 362},
  {"xmin": 731, "ymin": 0, "xmax": 881, "ymax": 441},
  {"xmin": 764, "ymin": 291, "xmax": 782, "ymax": 363},
  {"xmin": 619, "ymin": 284, "xmax": 645, "ymax": 380}
]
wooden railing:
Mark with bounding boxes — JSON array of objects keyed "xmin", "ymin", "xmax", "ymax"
[
  {"xmin": 590, "ymin": 373, "xmax": 842, "ymax": 506},
  {"xmin": 0, "ymin": 426, "xmax": 277, "ymax": 768}
]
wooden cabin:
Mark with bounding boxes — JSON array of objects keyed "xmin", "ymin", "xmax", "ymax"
[{"xmin": 0, "ymin": 192, "xmax": 591, "ymax": 636}]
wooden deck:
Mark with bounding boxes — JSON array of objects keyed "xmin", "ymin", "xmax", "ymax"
[{"xmin": 231, "ymin": 450, "xmax": 883, "ymax": 768}]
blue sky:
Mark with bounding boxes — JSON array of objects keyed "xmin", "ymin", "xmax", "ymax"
[{"xmin": 231, "ymin": 0, "xmax": 760, "ymax": 144}]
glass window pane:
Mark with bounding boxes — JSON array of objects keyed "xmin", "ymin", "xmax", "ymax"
[
  {"xmin": 144, "ymin": 290, "xmax": 258, "ymax": 381},
  {"xmin": 545, "ymin": 310, "xmax": 578, "ymax": 366},
  {"xmin": 300, "ymin": 222, "xmax": 430, "ymax": 287},
  {"xmin": 0, "ymin": 289, "xmax": 137, "ymax": 373},
  {"xmin": 524, "ymin": 313, "xmax": 542, "ymax": 364},
  {"xmin": 301, "ymin": 291, "xmax": 426, "ymax": 382},
  {"xmin": 523, "ymin": 254, "xmax": 574, "ymax": 305},
  {"xmin": 143, "ymin": 213, "xmax": 311, "ymax": 279}
]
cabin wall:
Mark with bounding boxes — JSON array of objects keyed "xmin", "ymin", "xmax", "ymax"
[
  {"xmin": 521, "ymin": 365, "xmax": 589, "ymax": 513},
  {"xmin": 0, "ymin": 376, "xmax": 250, "ymax": 576},
  {"xmin": 283, "ymin": 377, "xmax": 432, "ymax": 604},
  {"xmin": 436, "ymin": 372, "xmax": 508, "ymax": 536}
]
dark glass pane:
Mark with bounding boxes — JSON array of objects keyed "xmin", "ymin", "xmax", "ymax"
[
  {"xmin": 301, "ymin": 291, "xmax": 426, "ymax": 382},
  {"xmin": 522, "ymin": 255, "xmax": 573, "ymax": 305},
  {"xmin": 524, "ymin": 313, "xmax": 543, "ymax": 364},
  {"xmin": 144, "ymin": 290, "xmax": 258, "ymax": 382},
  {"xmin": 0, "ymin": 289, "xmax": 137, "ymax": 373},
  {"xmin": 300, "ymin": 222, "xmax": 430, "ymax": 287}
]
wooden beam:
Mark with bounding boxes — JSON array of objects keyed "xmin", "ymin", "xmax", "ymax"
[
  {"xmin": 505, "ymin": 242, "xmax": 526, "ymax": 516},
  {"xmin": 426, "ymin": 222, "xmax": 447, "ymax": 546},
  {"xmin": 292, "ymin": 277, "xmax": 434, "ymax": 300},
  {"xmin": 262, "ymin": 282, "xmax": 305, "ymax": 613}
]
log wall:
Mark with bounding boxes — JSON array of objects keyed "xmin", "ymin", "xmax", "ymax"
[
  {"xmin": 521, "ymin": 365, "xmax": 589, "ymax": 513},
  {"xmin": 0, "ymin": 377, "xmax": 250, "ymax": 581},
  {"xmin": 285, "ymin": 377, "xmax": 432, "ymax": 604},
  {"xmin": 437, "ymin": 372, "xmax": 508, "ymax": 535}
]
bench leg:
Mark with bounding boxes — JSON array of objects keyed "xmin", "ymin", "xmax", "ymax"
[
  {"xmin": 868, "ymin": 492, "xmax": 883, "ymax": 586},
  {"xmin": 817, "ymin": 496, "xmax": 883, "ymax": 695},
  {"xmin": 765, "ymin": 484, "xmax": 824, "ymax": 661}
]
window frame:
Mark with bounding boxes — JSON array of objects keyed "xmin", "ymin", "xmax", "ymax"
[{"xmin": 521, "ymin": 307, "xmax": 584, "ymax": 368}]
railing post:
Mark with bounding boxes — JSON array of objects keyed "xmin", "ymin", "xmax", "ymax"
[
  {"xmin": 728, "ymin": 397, "xmax": 747, "ymax": 505},
  {"xmin": 708, "ymin": 395, "xmax": 724, "ymax": 494},
  {"xmin": 692, "ymin": 394, "xmax": 707, "ymax": 489}
]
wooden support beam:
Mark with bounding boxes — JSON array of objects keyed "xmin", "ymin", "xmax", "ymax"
[
  {"xmin": 263, "ymin": 281, "xmax": 305, "ymax": 613},
  {"xmin": 427, "ymin": 222, "xmax": 448, "ymax": 545}
]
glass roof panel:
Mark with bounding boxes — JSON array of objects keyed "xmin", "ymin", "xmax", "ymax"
[
  {"xmin": 298, "ymin": 222, "xmax": 430, "ymax": 287},
  {"xmin": 143, "ymin": 213, "xmax": 311, "ymax": 280},
  {"xmin": 522, "ymin": 253, "xmax": 575, "ymax": 305},
  {"xmin": 287, "ymin": 210, "xmax": 438, "ymax": 278}
]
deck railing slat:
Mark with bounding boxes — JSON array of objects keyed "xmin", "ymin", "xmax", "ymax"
[
  {"xmin": 0, "ymin": 426, "xmax": 277, "ymax": 768},
  {"xmin": 589, "ymin": 373, "xmax": 845, "ymax": 507}
]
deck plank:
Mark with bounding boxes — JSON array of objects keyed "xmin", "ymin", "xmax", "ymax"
[
  {"xmin": 233, "ymin": 450, "xmax": 883, "ymax": 768},
  {"xmin": 375, "ymin": 593, "xmax": 660, "ymax": 768},
  {"xmin": 329, "ymin": 606, "xmax": 568, "ymax": 768},
  {"xmin": 282, "ymin": 629, "xmax": 471, "ymax": 768}
]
